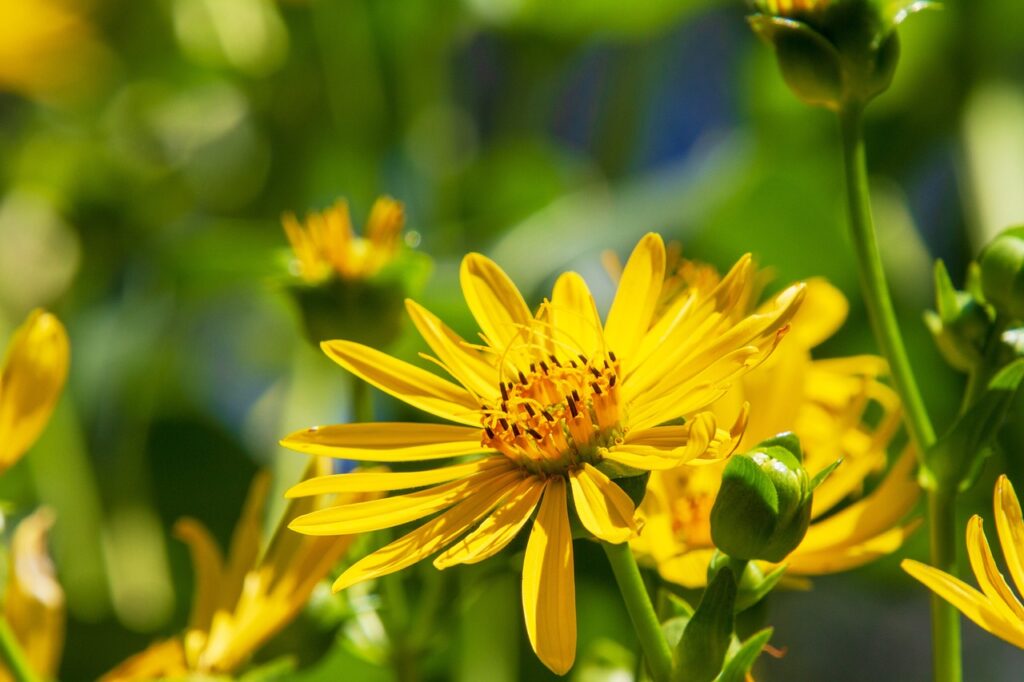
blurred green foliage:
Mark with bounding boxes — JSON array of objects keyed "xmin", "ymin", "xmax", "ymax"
[{"xmin": 2, "ymin": 0, "xmax": 1024, "ymax": 679}]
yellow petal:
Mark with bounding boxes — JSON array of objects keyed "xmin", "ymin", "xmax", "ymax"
[
  {"xmin": 966, "ymin": 515, "xmax": 1024, "ymax": 624},
  {"xmin": 321, "ymin": 340, "xmax": 480, "ymax": 426},
  {"xmin": 777, "ymin": 278, "xmax": 848, "ymax": 348},
  {"xmin": 4, "ymin": 508, "xmax": 64, "ymax": 678},
  {"xmin": 218, "ymin": 472, "xmax": 270, "ymax": 615},
  {"xmin": 657, "ymin": 549, "xmax": 717, "ymax": 589},
  {"xmin": 405, "ymin": 299, "xmax": 500, "ymax": 400},
  {"xmin": 281, "ymin": 422, "xmax": 487, "ymax": 462},
  {"xmin": 286, "ymin": 458, "xmax": 497, "ymax": 497},
  {"xmin": 291, "ymin": 463, "xmax": 515, "ymax": 536},
  {"xmin": 99, "ymin": 638, "xmax": 189, "ymax": 682},
  {"xmin": 902, "ymin": 559, "xmax": 1024, "ymax": 649},
  {"xmin": 787, "ymin": 523, "xmax": 919, "ymax": 574},
  {"xmin": 550, "ymin": 272, "xmax": 604, "ymax": 358},
  {"xmin": 995, "ymin": 475, "xmax": 1024, "ymax": 599},
  {"xmin": 433, "ymin": 476, "xmax": 544, "ymax": 568},
  {"xmin": 460, "ymin": 253, "xmax": 533, "ymax": 358},
  {"xmin": 522, "ymin": 477, "xmax": 576, "ymax": 675},
  {"xmin": 604, "ymin": 233, "xmax": 665, "ymax": 360},
  {"xmin": 569, "ymin": 464, "xmax": 637, "ymax": 544},
  {"xmin": 172, "ymin": 518, "xmax": 225, "ymax": 634},
  {"xmin": 334, "ymin": 468, "xmax": 523, "ymax": 590},
  {"xmin": 0, "ymin": 310, "xmax": 69, "ymax": 471}
]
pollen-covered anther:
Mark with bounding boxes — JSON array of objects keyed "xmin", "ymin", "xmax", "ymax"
[{"xmin": 481, "ymin": 352, "xmax": 624, "ymax": 472}]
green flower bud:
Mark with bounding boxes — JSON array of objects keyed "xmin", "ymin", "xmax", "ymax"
[
  {"xmin": 748, "ymin": 0, "xmax": 936, "ymax": 110},
  {"xmin": 925, "ymin": 260, "xmax": 994, "ymax": 372},
  {"xmin": 710, "ymin": 433, "xmax": 813, "ymax": 562},
  {"xmin": 979, "ymin": 226, "xmax": 1024, "ymax": 321}
]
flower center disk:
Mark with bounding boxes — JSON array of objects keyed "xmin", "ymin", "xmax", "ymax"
[{"xmin": 481, "ymin": 352, "xmax": 624, "ymax": 475}]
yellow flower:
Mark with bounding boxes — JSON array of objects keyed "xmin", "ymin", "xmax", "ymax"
[
  {"xmin": 903, "ymin": 475, "xmax": 1024, "ymax": 650},
  {"xmin": 632, "ymin": 273, "xmax": 920, "ymax": 587},
  {"xmin": 282, "ymin": 197, "xmax": 406, "ymax": 283},
  {"xmin": 756, "ymin": 0, "xmax": 829, "ymax": 15},
  {"xmin": 281, "ymin": 234, "xmax": 805, "ymax": 675},
  {"xmin": 0, "ymin": 0, "xmax": 108, "ymax": 101},
  {"xmin": 2, "ymin": 509, "xmax": 64, "ymax": 682},
  {"xmin": 0, "ymin": 309, "xmax": 70, "ymax": 474},
  {"xmin": 103, "ymin": 460, "xmax": 368, "ymax": 680}
]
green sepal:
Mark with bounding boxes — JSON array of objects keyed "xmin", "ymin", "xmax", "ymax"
[
  {"xmin": 979, "ymin": 226, "xmax": 1024, "ymax": 321},
  {"xmin": 748, "ymin": 15, "xmax": 843, "ymax": 110},
  {"xmin": 921, "ymin": 358, "xmax": 1024, "ymax": 492},
  {"xmin": 673, "ymin": 568, "xmax": 738, "ymax": 682},
  {"xmin": 882, "ymin": 0, "xmax": 941, "ymax": 31},
  {"xmin": 713, "ymin": 628, "xmax": 775, "ymax": 682},
  {"xmin": 238, "ymin": 656, "xmax": 298, "ymax": 682},
  {"xmin": 809, "ymin": 459, "xmax": 842, "ymax": 491},
  {"xmin": 757, "ymin": 432, "xmax": 803, "ymax": 463},
  {"xmin": 927, "ymin": 259, "xmax": 994, "ymax": 372},
  {"xmin": 734, "ymin": 563, "xmax": 789, "ymax": 613}
]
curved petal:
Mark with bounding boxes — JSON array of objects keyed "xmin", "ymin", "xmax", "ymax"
[
  {"xmin": 966, "ymin": 516, "xmax": 1024, "ymax": 623},
  {"xmin": 290, "ymin": 464, "xmax": 514, "ymax": 535},
  {"xmin": 902, "ymin": 559, "xmax": 1024, "ymax": 649},
  {"xmin": 550, "ymin": 272, "xmax": 604, "ymax": 358},
  {"xmin": 522, "ymin": 477, "xmax": 576, "ymax": 676},
  {"xmin": 995, "ymin": 475, "xmax": 1024, "ymax": 599},
  {"xmin": 460, "ymin": 253, "xmax": 533, "ymax": 358},
  {"xmin": 777, "ymin": 278, "xmax": 848, "ymax": 349},
  {"xmin": 286, "ymin": 458, "xmax": 498, "ymax": 498},
  {"xmin": 604, "ymin": 233, "xmax": 665, "ymax": 360},
  {"xmin": 569, "ymin": 464, "xmax": 637, "ymax": 543},
  {"xmin": 321, "ymin": 341, "xmax": 480, "ymax": 426},
  {"xmin": 657, "ymin": 549, "xmax": 716, "ymax": 589},
  {"xmin": 0, "ymin": 310, "xmax": 69, "ymax": 471},
  {"xmin": 405, "ymin": 299, "xmax": 500, "ymax": 400},
  {"xmin": 433, "ymin": 476, "xmax": 544, "ymax": 568},
  {"xmin": 788, "ymin": 523, "xmax": 919, "ymax": 575},
  {"xmin": 173, "ymin": 519, "xmax": 225, "ymax": 634},
  {"xmin": 281, "ymin": 422, "xmax": 487, "ymax": 462},
  {"xmin": 333, "ymin": 469, "xmax": 523, "ymax": 590}
]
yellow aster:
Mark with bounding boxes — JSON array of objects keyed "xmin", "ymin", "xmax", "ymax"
[
  {"xmin": 281, "ymin": 233, "xmax": 805, "ymax": 675},
  {"xmin": 0, "ymin": 309, "xmax": 70, "ymax": 475},
  {"xmin": 903, "ymin": 475, "xmax": 1024, "ymax": 650},
  {"xmin": 1, "ymin": 509, "xmax": 64, "ymax": 682},
  {"xmin": 632, "ymin": 272, "xmax": 920, "ymax": 587},
  {"xmin": 282, "ymin": 196, "xmax": 406, "ymax": 284},
  {"xmin": 103, "ymin": 460, "xmax": 369, "ymax": 680}
]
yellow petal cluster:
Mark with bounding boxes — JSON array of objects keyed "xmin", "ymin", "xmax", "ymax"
[
  {"xmin": 1, "ymin": 509, "xmax": 65, "ymax": 682},
  {"xmin": 103, "ymin": 460, "xmax": 368, "ymax": 679},
  {"xmin": 632, "ymin": 271, "xmax": 919, "ymax": 587},
  {"xmin": 281, "ymin": 233, "xmax": 805, "ymax": 674},
  {"xmin": 282, "ymin": 196, "xmax": 406, "ymax": 283},
  {"xmin": 903, "ymin": 476, "xmax": 1024, "ymax": 650},
  {"xmin": 0, "ymin": 0, "xmax": 108, "ymax": 101}
]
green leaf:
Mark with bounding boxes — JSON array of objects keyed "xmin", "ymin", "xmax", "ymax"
[
  {"xmin": 933, "ymin": 259, "xmax": 960, "ymax": 320},
  {"xmin": 714, "ymin": 628, "xmax": 774, "ymax": 682},
  {"xmin": 674, "ymin": 568, "xmax": 738, "ymax": 682},
  {"xmin": 922, "ymin": 358, "xmax": 1024, "ymax": 491}
]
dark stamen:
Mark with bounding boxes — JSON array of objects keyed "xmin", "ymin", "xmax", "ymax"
[
  {"xmin": 608, "ymin": 351, "xmax": 617, "ymax": 362},
  {"xmin": 511, "ymin": 423, "xmax": 522, "ymax": 437},
  {"xmin": 609, "ymin": 375, "xmax": 617, "ymax": 387},
  {"xmin": 571, "ymin": 389, "xmax": 581, "ymax": 402},
  {"xmin": 526, "ymin": 427, "xmax": 543, "ymax": 440},
  {"xmin": 500, "ymin": 383, "xmax": 508, "ymax": 400},
  {"xmin": 518, "ymin": 370, "xmax": 528, "ymax": 385},
  {"xmin": 568, "ymin": 400, "xmax": 579, "ymax": 417},
  {"xmin": 539, "ymin": 360, "xmax": 550, "ymax": 373},
  {"xmin": 542, "ymin": 410, "xmax": 555, "ymax": 422},
  {"xmin": 591, "ymin": 382, "xmax": 603, "ymax": 395},
  {"xmin": 498, "ymin": 417, "xmax": 510, "ymax": 430},
  {"xmin": 484, "ymin": 426, "xmax": 495, "ymax": 439},
  {"xmin": 524, "ymin": 404, "xmax": 536, "ymax": 416},
  {"xmin": 589, "ymin": 366, "xmax": 601, "ymax": 378}
]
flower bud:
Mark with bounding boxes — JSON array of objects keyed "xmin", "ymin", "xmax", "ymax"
[
  {"xmin": 710, "ymin": 433, "xmax": 813, "ymax": 562},
  {"xmin": 925, "ymin": 260, "xmax": 994, "ymax": 372},
  {"xmin": 979, "ymin": 226, "xmax": 1024, "ymax": 321},
  {"xmin": 748, "ymin": 0, "xmax": 935, "ymax": 110}
]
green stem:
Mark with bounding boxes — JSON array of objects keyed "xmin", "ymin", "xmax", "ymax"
[
  {"xmin": 602, "ymin": 542, "xmax": 674, "ymax": 682},
  {"xmin": 0, "ymin": 620, "xmax": 38, "ymax": 682},
  {"xmin": 838, "ymin": 104, "xmax": 957, "ymax": 682}
]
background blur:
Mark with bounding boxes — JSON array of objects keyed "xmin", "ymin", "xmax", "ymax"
[{"xmin": 3, "ymin": 0, "xmax": 1024, "ymax": 679}]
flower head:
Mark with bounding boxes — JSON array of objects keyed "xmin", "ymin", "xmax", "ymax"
[
  {"xmin": 903, "ymin": 475, "xmax": 1024, "ymax": 650},
  {"xmin": 283, "ymin": 197, "xmax": 406, "ymax": 284},
  {"xmin": 633, "ymin": 273, "xmax": 919, "ymax": 587},
  {"xmin": 281, "ymin": 234, "xmax": 805, "ymax": 674},
  {"xmin": 0, "ymin": 309, "xmax": 69, "ymax": 474},
  {"xmin": 103, "ymin": 460, "xmax": 368, "ymax": 679}
]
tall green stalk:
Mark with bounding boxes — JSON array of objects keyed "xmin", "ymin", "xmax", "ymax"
[
  {"xmin": 837, "ymin": 104, "xmax": 958, "ymax": 682},
  {"xmin": 602, "ymin": 541, "xmax": 674, "ymax": 682}
]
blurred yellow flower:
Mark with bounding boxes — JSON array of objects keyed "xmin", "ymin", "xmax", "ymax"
[
  {"xmin": 283, "ymin": 197, "xmax": 406, "ymax": 283},
  {"xmin": 281, "ymin": 233, "xmax": 805, "ymax": 674},
  {"xmin": 0, "ymin": 309, "xmax": 69, "ymax": 474},
  {"xmin": 0, "ymin": 0, "xmax": 108, "ymax": 101},
  {"xmin": 632, "ymin": 271, "xmax": 919, "ymax": 587},
  {"xmin": 103, "ymin": 460, "xmax": 368, "ymax": 679},
  {"xmin": 756, "ymin": 0, "xmax": 829, "ymax": 15},
  {"xmin": 1, "ymin": 509, "xmax": 65, "ymax": 682},
  {"xmin": 903, "ymin": 475, "xmax": 1024, "ymax": 650}
]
